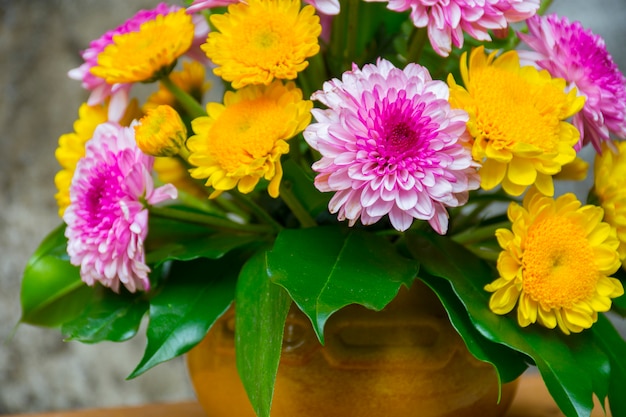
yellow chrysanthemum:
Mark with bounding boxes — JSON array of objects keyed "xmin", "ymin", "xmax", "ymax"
[
  {"xmin": 594, "ymin": 141, "xmax": 626, "ymax": 261},
  {"xmin": 54, "ymin": 101, "xmax": 141, "ymax": 217},
  {"xmin": 187, "ymin": 80, "xmax": 312, "ymax": 198},
  {"xmin": 202, "ymin": 0, "xmax": 321, "ymax": 88},
  {"xmin": 448, "ymin": 46, "xmax": 585, "ymax": 197},
  {"xmin": 135, "ymin": 105, "xmax": 187, "ymax": 157},
  {"xmin": 91, "ymin": 9, "xmax": 194, "ymax": 84},
  {"xmin": 144, "ymin": 60, "xmax": 210, "ymax": 113},
  {"xmin": 485, "ymin": 188, "xmax": 624, "ymax": 334}
]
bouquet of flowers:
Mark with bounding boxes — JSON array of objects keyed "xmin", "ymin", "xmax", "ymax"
[{"xmin": 19, "ymin": 0, "xmax": 626, "ymax": 416}]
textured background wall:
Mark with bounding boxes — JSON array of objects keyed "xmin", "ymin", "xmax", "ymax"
[
  {"xmin": 1, "ymin": 0, "xmax": 625, "ymax": 414},
  {"xmin": 0, "ymin": 1, "xmax": 194, "ymax": 414}
]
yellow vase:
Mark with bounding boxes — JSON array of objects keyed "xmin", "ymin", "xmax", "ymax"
[{"xmin": 187, "ymin": 282, "xmax": 518, "ymax": 417}]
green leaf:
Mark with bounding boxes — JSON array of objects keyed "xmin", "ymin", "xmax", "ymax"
[
  {"xmin": 128, "ymin": 257, "xmax": 238, "ymax": 378},
  {"xmin": 20, "ymin": 224, "xmax": 95, "ymax": 327},
  {"xmin": 406, "ymin": 230, "xmax": 609, "ymax": 417},
  {"xmin": 267, "ymin": 225, "xmax": 418, "ymax": 343},
  {"xmin": 419, "ymin": 275, "xmax": 529, "ymax": 384},
  {"xmin": 147, "ymin": 214, "xmax": 215, "ymax": 248},
  {"xmin": 593, "ymin": 315, "xmax": 626, "ymax": 417},
  {"xmin": 62, "ymin": 289, "xmax": 148, "ymax": 343},
  {"xmin": 235, "ymin": 250, "xmax": 291, "ymax": 417},
  {"xmin": 146, "ymin": 232, "xmax": 258, "ymax": 266}
]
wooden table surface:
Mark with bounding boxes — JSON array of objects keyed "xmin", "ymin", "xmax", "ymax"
[{"xmin": 5, "ymin": 373, "xmax": 609, "ymax": 417}]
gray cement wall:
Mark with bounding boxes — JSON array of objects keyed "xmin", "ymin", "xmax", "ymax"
[{"xmin": 1, "ymin": 0, "xmax": 625, "ymax": 414}]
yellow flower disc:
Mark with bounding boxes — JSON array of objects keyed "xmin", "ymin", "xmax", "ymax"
[
  {"xmin": 485, "ymin": 189, "xmax": 624, "ymax": 334},
  {"xmin": 187, "ymin": 81, "xmax": 312, "ymax": 198},
  {"xmin": 448, "ymin": 46, "xmax": 585, "ymax": 197},
  {"xmin": 91, "ymin": 9, "xmax": 195, "ymax": 84},
  {"xmin": 594, "ymin": 140, "xmax": 626, "ymax": 261},
  {"xmin": 202, "ymin": 0, "xmax": 321, "ymax": 88}
]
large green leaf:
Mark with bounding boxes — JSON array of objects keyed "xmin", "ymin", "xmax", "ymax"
[
  {"xmin": 61, "ymin": 289, "xmax": 148, "ymax": 343},
  {"xmin": 20, "ymin": 224, "xmax": 95, "ymax": 327},
  {"xmin": 406, "ymin": 230, "xmax": 610, "ymax": 417},
  {"xmin": 267, "ymin": 225, "xmax": 418, "ymax": 343},
  {"xmin": 128, "ymin": 257, "xmax": 238, "ymax": 378},
  {"xmin": 146, "ymin": 232, "xmax": 259, "ymax": 266},
  {"xmin": 419, "ymin": 275, "xmax": 529, "ymax": 384},
  {"xmin": 235, "ymin": 250, "xmax": 291, "ymax": 417},
  {"xmin": 593, "ymin": 315, "xmax": 626, "ymax": 417}
]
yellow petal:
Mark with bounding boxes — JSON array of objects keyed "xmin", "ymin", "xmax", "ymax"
[
  {"xmin": 502, "ymin": 175, "xmax": 527, "ymax": 196},
  {"xmin": 517, "ymin": 294, "xmax": 538, "ymax": 325},
  {"xmin": 498, "ymin": 252, "xmax": 520, "ymax": 280},
  {"xmin": 536, "ymin": 305, "xmax": 557, "ymax": 329},
  {"xmin": 562, "ymin": 309, "xmax": 593, "ymax": 331},
  {"xmin": 489, "ymin": 284, "xmax": 520, "ymax": 314},
  {"xmin": 533, "ymin": 173, "xmax": 554, "ymax": 196},
  {"xmin": 507, "ymin": 157, "xmax": 537, "ymax": 186}
]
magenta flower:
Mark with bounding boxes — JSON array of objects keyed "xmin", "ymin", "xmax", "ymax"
[
  {"xmin": 64, "ymin": 122, "xmax": 177, "ymax": 293},
  {"xmin": 68, "ymin": 3, "xmax": 209, "ymax": 122},
  {"xmin": 364, "ymin": 0, "xmax": 539, "ymax": 56},
  {"xmin": 518, "ymin": 14, "xmax": 626, "ymax": 152},
  {"xmin": 304, "ymin": 59, "xmax": 480, "ymax": 233}
]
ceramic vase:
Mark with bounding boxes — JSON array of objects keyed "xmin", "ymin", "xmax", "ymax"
[{"xmin": 187, "ymin": 282, "xmax": 518, "ymax": 417}]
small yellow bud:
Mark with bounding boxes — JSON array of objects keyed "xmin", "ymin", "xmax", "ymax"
[{"xmin": 134, "ymin": 105, "xmax": 187, "ymax": 157}]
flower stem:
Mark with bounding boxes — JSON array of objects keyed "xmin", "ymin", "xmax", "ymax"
[
  {"xmin": 149, "ymin": 205, "xmax": 274, "ymax": 234},
  {"xmin": 160, "ymin": 76, "xmax": 206, "ymax": 119},
  {"xmin": 405, "ymin": 26, "xmax": 428, "ymax": 64},
  {"xmin": 451, "ymin": 220, "xmax": 511, "ymax": 245},
  {"xmin": 538, "ymin": 0, "xmax": 553, "ymax": 15},
  {"xmin": 214, "ymin": 193, "xmax": 251, "ymax": 223},
  {"xmin": 299, "ymin": 52, "xmax": 327, "ymax": 99},
  {"xmin": 343, "ymin": 0, "xmax": 360, "ymax": 69},
  {"xmin": 229, "ymin": 192, "xmax": 284, "ymax": 232},
  {"xmin": 280, "ymin": 182, "xmax": 317, "ymax": 228}
]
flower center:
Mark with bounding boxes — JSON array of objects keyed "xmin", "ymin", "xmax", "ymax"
[
  {"xmin": 386, "ymin": 122, "xmax": 417, "ymax": 152},
  {"xmin": 521, "ymin": 216, "xmax": 599, "ymax": 309},
  {"xmin": 254, "ymin": 30, "xmax": 279, "ymax": 50},
  {"xmin": 208, "ymin": 97, "xmax": 284, "ymax": 173},
  {"xmin": 239, "ymin": 20, "xmax": 290, "ymax": 67},
  {"xmin": 82, "ymin": 158, "xmax": 126, "ymax": 230},
  {"xmin": 470, "ymin": 66, "xmax": 565, "ymax": 153},
  {"xmin": 363, "ymin": 93, "xmax": 439, "ymax": 171}
]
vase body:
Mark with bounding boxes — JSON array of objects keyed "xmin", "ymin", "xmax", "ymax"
[{"xmin": 187, "ymin": 282, "xmax": 518, "ymax": 417}]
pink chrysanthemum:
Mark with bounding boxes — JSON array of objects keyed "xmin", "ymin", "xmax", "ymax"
[
  {"xmin": 69, "ymin": 3, "xmax": 208, "ymax": 121},
  {"xmin": 64, "ymin": 122, "xmax": 177, "ymax": 293},
  {"xmin": 518, "ymin": 14, "xmax": 626, "ymax": 152},
  {"xmin": 188, "ymin": 0, "xmax": 340, "ymax": 15},
  {"xmin": 304, "ymin": 59, "xmax": 480, "ymax": 233},
  {"xmin": 364, "ymin": 0, "xmax": 539, "ymax": 56}
]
